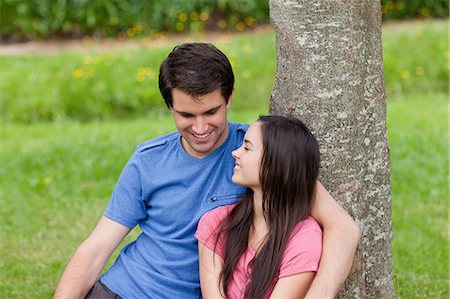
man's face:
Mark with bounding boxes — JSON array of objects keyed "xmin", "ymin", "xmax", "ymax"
[{"xmin": 170, "ymin": 88, "xmax": 231, "ymax": 158}]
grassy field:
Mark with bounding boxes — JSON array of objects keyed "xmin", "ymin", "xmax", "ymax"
[
  {"xmin": 0, "ymin": 20, "xmax": 449, "ymax": 298},
  {"xmin": 0, "ymin": 31, "xmax": 276, "ymax": 123},
  {"xmin": 388, "ymin": 92, "xmax": 448, "ymax": 298}
]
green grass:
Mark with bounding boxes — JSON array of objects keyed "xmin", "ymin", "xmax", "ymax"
[
  {"xmin": 1, "ymin": 94, "xmax": 447, "ymax": 298},
  {"xmin": 0, "ymin": 19, "xmax": 449, "ymax": 298},
  {"xmin": 0, "ymin": 31, "xmax": 276, "ymax": 123},
  {"xmin": 0, "ymin": 110, "xmax": 263, "ymax": 298},
  {"xmin": 1, "ymin": 19, "xmax": 448, "ymax": 123},
  {"xmin": 388, "ymin": 92, "xmax": 449, "ymax": 298},
  {"xmin": 382, "ymin": 19, "xmax": 449, "ymax": 98}
]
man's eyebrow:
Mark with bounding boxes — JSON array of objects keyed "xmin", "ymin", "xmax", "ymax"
[
  {"xmin": 173, "ymin": 104, "xmax": 222, "ymax": 115},
  {"xmin": 204, "ymin": 104, "xmax": 222, "ymax": 113},
  {"xmin": 173, "ymin": 110, "xmax": 194, "ymax": 116}
]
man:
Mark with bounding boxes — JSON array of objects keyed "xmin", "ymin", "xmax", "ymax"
[{"xmin": 54, "ymin": 43, "xmax": 360, "ymax": 299}]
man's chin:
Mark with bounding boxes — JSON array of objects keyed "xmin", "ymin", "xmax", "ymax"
[
  {"xmin": 183, "ymin": 142, "xmax": 215, "ymax": 157},
  {"xmin": 193, "ymin": 145, "xmax": 214, "ymax": 155}
]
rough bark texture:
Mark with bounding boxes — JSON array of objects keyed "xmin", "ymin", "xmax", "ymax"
[{"xmin": 269, "ymin": 0, "xmax": 395, "ymax": 298}]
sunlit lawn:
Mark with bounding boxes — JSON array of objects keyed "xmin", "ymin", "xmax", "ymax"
[{"xmin": 0, "ymin": 19, "xmax": 448, "ymax": 298}]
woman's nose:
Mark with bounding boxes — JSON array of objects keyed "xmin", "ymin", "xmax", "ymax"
[{"xmin": 231, "ymin": 148, "xmax": 239, "ymax": 158}]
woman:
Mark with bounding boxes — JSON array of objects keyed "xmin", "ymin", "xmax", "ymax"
[{"xmin": 195, "ymin": 115, "xmax": 323, "ymax": 299}]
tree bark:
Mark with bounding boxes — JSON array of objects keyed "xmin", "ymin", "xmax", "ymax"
[{"xmin": 269, "ymin": 0, "xmax": 395, "ymax": 298}]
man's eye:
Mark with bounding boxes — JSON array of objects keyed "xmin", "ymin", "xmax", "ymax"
[
  {"xmin": 243, "ymin": 146, "xmax": 249, "ymax": 151},
  {"xmin": 206, "ymin": 109, "xmax": 218, "ymax": 115}
]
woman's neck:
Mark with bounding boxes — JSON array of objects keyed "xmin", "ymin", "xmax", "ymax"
[
  {"xmin": 252, "ymin": 188, "xmax": 264, "ymax": 220},
  {"xmin": 250, "ymin": 188, "xmax": 268, "ymax": 252}
]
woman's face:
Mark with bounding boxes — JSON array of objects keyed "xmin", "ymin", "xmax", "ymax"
[{"xmin": 231, "ymin": 122, "xmax": 263, "ymax": 189}]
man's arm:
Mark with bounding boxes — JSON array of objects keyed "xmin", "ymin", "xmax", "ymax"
[
  {"xmin": 54, "ymin": 216, "xmax": 131, "ymax": 299},
  {"xmin": 306, "ymin": 181, "xmax": 361, "ymax": 299}
]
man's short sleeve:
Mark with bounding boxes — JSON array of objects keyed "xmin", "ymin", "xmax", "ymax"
[
  {"xmin": 103, "ymin": 151, "xmax": 147, "ymax": 228},
  {"xmin": 278, "ymin": 217, "xmax": 323, "ymax": 278}
]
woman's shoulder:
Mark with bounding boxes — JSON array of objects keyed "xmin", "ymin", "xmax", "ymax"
[
  {"xmin": 204, "ymin": 204, "xmax": 235, "ymax": 218},
  {"xmin": 278, "ymin": 216, "xmax": 323, "ymax": 277},
  {"xmin": 199, "ymin": 204, "xmax": 236, "ymax": 228},
  {"xmin": 293, "ymin": 216, "xmax": 322, "ymax": 235}
]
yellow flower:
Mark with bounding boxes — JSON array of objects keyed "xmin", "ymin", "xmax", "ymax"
[
  {"xmin": 199, "ymin": 12, "xmax": 209, "ymax": 22},
  {"xmin": 230, "ymin": 59, "xmax": 236, "ymax": 69},
  {"xmin": 72, "ymin": 69, "xmax": 84, "ymax": 79},
  {"xmin": 400, "ymin": 70, "xmax": 410, "ymax": 79},
  {"xmin": 109, "ymin": 17, "xmax": 118, "ymax": 26},
  {"xmin": 147, "ymin": 69, "xmax": 156, "ymax": 80},
  {"xmin": 83, "ymin": 56, "xmax": 93, "ymax": 65},
  {"xmin": 217, "ymin": 19, "xmax": 227, "ymax": 29},
  {"xmin": 243, "ymin": 44, "xmax": 253, "ymax": 55},
  {"xmin": 86, "ymin": 68, "xmax": 95, "ymax": 78},
  {"xmin": 136, "ymin": 67, "xmax": 155, "ymax": 81},
  {"xmin": 177, "ymin": 12, "xmax": 188, "ymax": 22},
  {"xmin": 135, "ymin": 74, "xmax": 145, "ymax": 82},
  {"xmin": 242, "ymin": 69, "xmax": 251, "ymax": 78},
  {"xmin": 444, "ymin": 51, "xmax": 450, "ymax": 61},
  {"xmin": 244, "ymin": 17, "xmax": 257, "ymax": 27},
  {"xmin": 190, "ymin": 12, "xmax": 199, "ymax": 21},
  {"xmin": 420, "ymin": 7, "xmax": 430, "ymax": 17},
  {"xmin": 235, "ymin": 22, "xmax": 245, "ymax": 31},
  {"xmin": 175, "ymin": 22, "xmax": 185, "ymax": 32},
  {"xmin": 127, "ymin": 28, "xmax": 135, "ymax": 37},
  {"xmin": 134, "ymin": 23, "xmax": 143, "ymax": 34},
  {"xmin": 138, "ymin": 67, "xmax": 147, "ymax": 77},
  {"xmin": 415, "ymin": 66, "xmax": 424, "ymax": 76},
  {"xmin": 156, "ymin": 32, "xmax": 167, "ymax": 41},
  {"xmin": 386, "ymin": 1, "xmax": 394, "ymax": 10},
  {"xmin": 395, "ymin": 1, "xmax": 404, "ymax": 10}
]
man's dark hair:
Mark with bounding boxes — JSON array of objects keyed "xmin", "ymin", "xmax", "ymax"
[{"xmin": 159, "ymin": 43, "xmax": 234, "ymax": 108}]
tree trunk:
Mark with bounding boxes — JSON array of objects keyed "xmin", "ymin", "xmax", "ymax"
[{"xmin": 269, "ymin": 0, "xmax": 395, "ymax": 298}]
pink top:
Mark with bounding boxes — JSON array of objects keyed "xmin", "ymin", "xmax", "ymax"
[{"xmin": 195, "ymin": 204, "xmax": 323, "ymax": 299}]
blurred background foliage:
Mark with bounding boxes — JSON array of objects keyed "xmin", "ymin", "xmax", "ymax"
[
  {"xmin": 0, "ymin": 0, "xmax": 448, "ymax": 42},
  {"xmin": 381, "ymin": 0, "xmax": 449, "ymax": 19},
  {"xmin": 0, "ymin": 1, "xmax": 448, "ymax": 123},
  {"xmin": 0, "ymin": 0, "xmax": 268, "ymax": 42}
]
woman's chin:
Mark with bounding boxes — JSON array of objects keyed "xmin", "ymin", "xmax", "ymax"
[{"xmin": 231, "ymin": 175, "xmax": 244, "ymax": 186}]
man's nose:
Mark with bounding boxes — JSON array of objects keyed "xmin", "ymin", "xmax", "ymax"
[{"xmin": 192, "ymin": 117, "xmax": 207, "ymax": 133}]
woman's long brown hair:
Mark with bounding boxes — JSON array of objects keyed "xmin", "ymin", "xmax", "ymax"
[{"xmin": 215, "ymin": 115, "xmax": 320, "ymax": 299}]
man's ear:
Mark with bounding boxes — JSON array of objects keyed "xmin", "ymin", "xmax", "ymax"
[{"xmin": 226, "ymin": 87, "xmax": 235, "ymax": 109}]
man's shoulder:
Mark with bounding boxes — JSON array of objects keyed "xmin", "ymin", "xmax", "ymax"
[
  {"xmin": 136, "ymin": 131, "xmax": 179, "ymax": 153},
  {"xmin": 230, "ymin": 122, "xmax": 249, "ymax": 137}
]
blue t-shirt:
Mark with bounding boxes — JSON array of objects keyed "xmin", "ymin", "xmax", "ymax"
[{"xmin": 100, "ymin": 122, "xmax": 248, "ymax": 298}]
